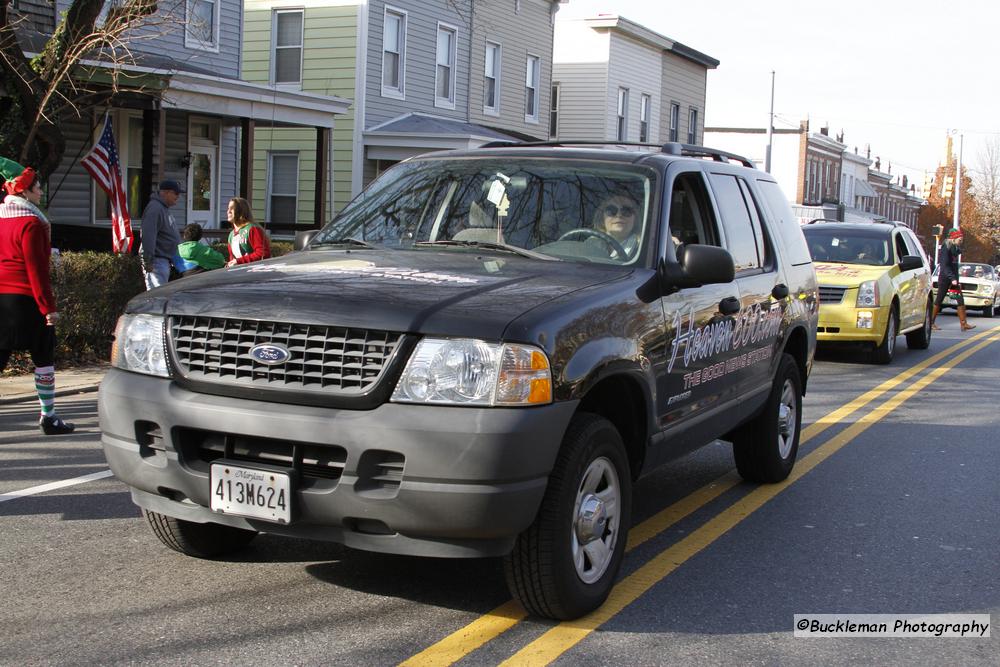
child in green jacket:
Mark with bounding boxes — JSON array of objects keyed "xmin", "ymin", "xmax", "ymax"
[{"xmin": 176, "ymin": 223, "xmax": 226, "ymax": 276}]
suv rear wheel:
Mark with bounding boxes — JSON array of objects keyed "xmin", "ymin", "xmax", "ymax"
[
  {"xmin": 731, "ymin": 353, "xmax": 802, "ymax": 483},
  {"xmin": 145, "ymin": 510, "xmax": 258, "ymax": 558},
  {"xmin": 905, "ymin": 301, "xmax": 933, "ymax": 349},
  {"xmin": 504, "ymin": 413, "xmax": 631, "ymax": 620}
]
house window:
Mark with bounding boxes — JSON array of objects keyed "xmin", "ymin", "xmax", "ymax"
[
  {"xmin": 484, "ymin": 41, "xmax": 501, "ymax": 114},
  {"xmin": 268, "ymin": 153, "xmax": 299, "ymax": 224},
  {"xmin": 669, "ymin": 103, "xmax": 679, "ymax": 142},
  {"xmin": 639, "ymin": 94, "xmax": 650, "ymax": 143},
  {"xmin": 185, "ymin": 0, "xmax": 220, "ymax": 51},
  {"xmin": 549, "ymin": 83, "xmax": 560, "ymax": 138},
  {"xmin": 525, "ymin": 55, "xmax": 540, "ymax": 122},
  {"xmin": 94, "ymin": 114, "xmax": 144, "ymax": 221},
  {"xmin": 687, "ymin": 108, "xmax": 698, "ymax": 144},
  {"xmin": 616, "ymin": 88, "xmax": 629, "ymax": 141},
  {"xmin": 273, "ymin": 10, "xmax": 303, "ymax": 85},
  {"xmin": 381, "ymin": 7, "xmax": 406, "ymax": 98},
  {"xmin": 435, "ymin": 24, "xmax": 457, "ymax": 108}
]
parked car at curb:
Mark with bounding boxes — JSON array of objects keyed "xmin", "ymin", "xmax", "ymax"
[
  {"xmin": 801, "ymin": 220, "xmax": 932, "ymax": 364},
  {"xmin": 932, "ymin": 262, "xmax": 1000, "ymax": 317},
  {"xmin": 99, "ymin": 142, "xmax": 817, "ymax": 620}
]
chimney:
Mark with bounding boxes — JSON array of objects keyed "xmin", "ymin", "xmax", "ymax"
[
  {"xmin": 820, "ymin": 125, "xmax": 829, "ymax": 136},
  {"xmin": 875, "ymin": 157, "xmax": 881, "ymax": 171},
  {"xmin": 866, "ymin": 144, "xmax": 871, "ymax": 159},
  {"xmin": 902, "ymin": 175, "xmax": 908, "ymax": 188}
]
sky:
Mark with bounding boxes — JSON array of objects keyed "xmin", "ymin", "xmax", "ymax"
[{"xmin": 559, "ymin": 0, "xmax": 999, "ymax": 190}]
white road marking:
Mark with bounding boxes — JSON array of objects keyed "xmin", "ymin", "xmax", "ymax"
[{"xmin": 0, "ymin": 469, "xmax": 113, "ymax": 504}]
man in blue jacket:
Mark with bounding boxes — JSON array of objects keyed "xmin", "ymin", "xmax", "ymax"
[{"xmin": 140, "ymin": 180, "xmax": 184, "ymax": 289}]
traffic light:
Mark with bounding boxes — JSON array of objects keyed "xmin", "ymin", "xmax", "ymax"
[
  {"xmin": 922, "ymin": 174, "xmax": 935, "ymax": 199},
  {"xmin": 942, "ymin": 175, "xmax": 955, "ymax": 199},
  {"xmin": 931, "ymin": 224, "xmax": 943, "ymax": 237}
]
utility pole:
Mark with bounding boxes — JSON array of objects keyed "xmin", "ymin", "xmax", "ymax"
[
  {"xmin": 953, "ymin": 133, "xmax": 964, "ymax": 230},
  {"xmin": 765, "ymin": 71, "xmax": 775, "ymax": 173}
]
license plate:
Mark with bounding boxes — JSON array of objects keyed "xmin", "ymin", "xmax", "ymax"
[{"xmin": 210, "ymin": 462, "xmax": 291, "ymax": 523}]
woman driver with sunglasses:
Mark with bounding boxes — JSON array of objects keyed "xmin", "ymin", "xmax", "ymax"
[{"xmin": 595, "ymin": 193, "xmax": 640, "ymax": 259}]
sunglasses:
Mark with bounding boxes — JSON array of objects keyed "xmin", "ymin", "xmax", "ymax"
[{"xmin": 604, "ymin": 204, "xmax": 636, "ymax": 217}]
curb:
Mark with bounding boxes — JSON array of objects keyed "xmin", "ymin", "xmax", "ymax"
[{"xmin": 0, "ymin": 384, "xmax": 101, "ymax": 406}]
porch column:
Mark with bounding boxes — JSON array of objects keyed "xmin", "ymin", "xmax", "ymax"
[
  {"xmin": 314, "ymin": 126, "xmax": 330, "ymax": 229},
  {"xmin": 140, "ymin": 109, "xmax": 156, "ymax": 212},
  {"xmin": 240, "ymin": 117, "xmax": 254, "ymax": 201}
]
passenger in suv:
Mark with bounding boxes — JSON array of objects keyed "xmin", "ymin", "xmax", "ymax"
[
  {"xmin": 802, "ymin": 221, "xmax": 932, "ymax": 364},
  {"xmin": 99, "ymin": 142, "xmax": 817, "ymax": 621}
]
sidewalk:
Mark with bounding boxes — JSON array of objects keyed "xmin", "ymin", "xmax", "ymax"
[{"xmin": 0, "ymin": 364, "xmax": 109, "ymax": 404}]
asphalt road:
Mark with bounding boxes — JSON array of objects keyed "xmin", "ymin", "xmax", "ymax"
[{"xmin": 1, "ymin": 316, "xmax": 997, "ymax": 666}]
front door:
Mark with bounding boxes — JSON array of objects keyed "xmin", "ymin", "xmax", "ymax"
[{"xmin": 187, "ymin": 146, "xmax": 217, "ymax": 229}]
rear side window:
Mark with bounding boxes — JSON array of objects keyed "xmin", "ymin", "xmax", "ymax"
[
  {"xmin": 756, "ymin": 180, "xmax": 813, "ymax": 266},
  {"xmin": 708, "ymin": 173, "xmax": 763, "ymax": 273}
]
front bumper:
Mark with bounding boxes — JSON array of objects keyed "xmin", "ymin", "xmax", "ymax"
[
  {"xmin": 99, "ymin": 368, "xmax": 578, "ymax": 558},
  {"xmin": 942, "ymin": 293, "xmax": 993, "ymax": 308},
  {"xmin": 816, "ymin": 303, "xmax": 890, "ymax": 344}
]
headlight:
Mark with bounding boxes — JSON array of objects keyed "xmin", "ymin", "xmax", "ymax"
[
  {"xmin": 856, "ymin": 280, "xmax": 879, "ymax": 307},
  {"xmin": 391, "ymin": 338, "xmax": 552, "ymax": 406},
  {"xmin": 979, "ymin": 283, "xmax": 994, "ymax": 295},
  {"xmin": 111, "ymin": 314, "xmax": 169, "ymax": 377}
]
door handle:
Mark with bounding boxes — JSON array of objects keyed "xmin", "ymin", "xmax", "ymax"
[
  {"xmin": 772, "ymin": 283, "xmax": 789, "ymax": 299},
  {"xmin": 719, "ymin": 296, "xmax": 741, "ymax": 315}
]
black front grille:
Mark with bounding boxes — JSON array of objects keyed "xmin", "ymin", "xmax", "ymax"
[
  {"xmin": 176, "ymin": 427, "xmax": 347, "ymax": 484},
  {"xmin": 169, "ymin": 316, "xmax": 404, "ymax": 395},
  {"xmin": 819, "ymin": 286, "xmax": 847, "ymax": 304}
]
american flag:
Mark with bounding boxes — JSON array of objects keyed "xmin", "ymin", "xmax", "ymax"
[{"xmin": 82, "ymin": 114, "xmax": 133, "ymax": 253}]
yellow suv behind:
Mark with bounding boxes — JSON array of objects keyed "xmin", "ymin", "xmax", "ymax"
[{"xmin": 802, "ymin": 221, "xmax": 932, "ymax": 364}]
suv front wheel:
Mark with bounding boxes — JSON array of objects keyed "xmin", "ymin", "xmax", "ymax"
[
  {"xmin": 504, "ymin": 413, "xmax": 632, "ymax": 620},
  {"xmin": 731, "ymin": 353, "xmax": 802, "ymax": 483},
  {"xmin": 145, "ymin": 510, "xmax": 258, "ymax": 558}
]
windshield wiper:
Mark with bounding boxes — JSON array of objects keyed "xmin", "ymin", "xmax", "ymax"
[
  {"xmin": 310, "ymin": 238, "xmax": 375, "ymax": 249},
  {"xmin": 414, "ymin": 240, "xmax": 556, "ymax": 261}
]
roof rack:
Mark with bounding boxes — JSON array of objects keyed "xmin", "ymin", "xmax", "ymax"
[{"xmin": 476, "ymin": 139, "xmax": 755, "ymax": 168}]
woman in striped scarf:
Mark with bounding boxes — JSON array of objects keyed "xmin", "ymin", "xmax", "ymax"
[{"xmin": 0, "ymin": 157, "xmax": 75, "ymax": 435}]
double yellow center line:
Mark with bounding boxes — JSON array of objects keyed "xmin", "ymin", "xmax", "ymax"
[{"xmin": 403, "ymin": 327, "xmax": 1000, "ymax": 666}]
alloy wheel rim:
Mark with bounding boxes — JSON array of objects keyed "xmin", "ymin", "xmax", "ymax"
[
  {"xmin": 887, "ymin": 317, "xmax": 896, "ymax": 355},
  {"xmin": 572, "ymin": 456, "xmax": 620, "ymax": 584},
  {"xmin": 777, "ymin": 379, "xmax": 797, "ymax": 459}
]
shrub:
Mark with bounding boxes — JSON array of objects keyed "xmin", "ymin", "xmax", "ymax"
[{"xmin": 3, "ymin": 251, "xmax": 144, "ymax": 374}]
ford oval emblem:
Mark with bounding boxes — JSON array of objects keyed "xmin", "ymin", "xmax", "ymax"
[{"xmin": 249, "ymin": 343, "xmax": 291, "ymax": 365}]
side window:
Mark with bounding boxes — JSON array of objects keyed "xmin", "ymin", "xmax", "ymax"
[
  {"xmin": 894, "ymin": 233, "xmax": 909, "ymax": 264},
  {"xmin": 666, "ymin": 172, "xmax": 720, "ymax": 256},
  {"xmin": 756, "ymin": 179, "xmax": 813, "ymax": 266},
  {"xmin": 903, "ymin": 229, "xmax": 928, "ymax": 265},
  {"xmin": 737, "ymin": 178, "xmax": 771, "ymax": 270},
  {"xmin": 708, "ymin": 173, "xmax": 761, "ymax": 273}
]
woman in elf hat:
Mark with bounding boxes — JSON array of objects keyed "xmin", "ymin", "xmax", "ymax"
[
  {"xmin": 224, "ymin": 197, "xmax": 271, "ymax": 267},
  {"xmin": 931, "ymin": 227, "xmax": 975, "ymax": 332},
  {"xmin": 0, "ymin": 157, "xmax": 75, "ymax": 435}
]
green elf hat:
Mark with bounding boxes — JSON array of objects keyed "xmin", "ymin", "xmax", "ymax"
[{"xmin": 0, "ymin": 156, "xmax": 36, "ymax": 196}]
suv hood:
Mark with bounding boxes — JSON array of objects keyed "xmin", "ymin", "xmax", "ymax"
[
  {"xmin": 130, "ymin": 249, "xmax": 630, "ymax": 339},
  {"xmin": 814, "ymin": 261, "xmax": 892, "ymax": 286}
]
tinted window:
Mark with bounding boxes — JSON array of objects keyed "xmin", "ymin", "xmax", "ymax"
[
  {"xmin": 894, "ymin": 233, "xmax": 909, "ymax": 263},
  {"xmin": 737, "ymin": 178, "xmax": 771, "ymax": 270},
  {"xmin": 802, "ymin": 227, "xmax": 891, "ymax": 266},
  {"xmin": 666, "ymin": 172, "xmax": 720, "ymax": 252},
  {"xmin": 902, "ymin": 230, "xmax": 928, "ymax": 265},
  {"xmin": 709, "ymin": 173, "xmax": 760, "ymax": 272},
  {"xmin": 756, "ymin": 180, "xmax": 813, "ymax": 266}
]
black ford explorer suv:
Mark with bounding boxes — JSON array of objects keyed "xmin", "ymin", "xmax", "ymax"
[{"xmin": 100, "ymin": 142, "xmax": 818, "ymax": 620}]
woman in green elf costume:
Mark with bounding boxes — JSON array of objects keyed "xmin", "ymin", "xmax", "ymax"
[
  {"xmin": 224, "ymin": 197, "xmax": 271, "ymax": 267},
  {"xmin": 0, "ymin": 157, "xmax": 74, "ymax": 435}
]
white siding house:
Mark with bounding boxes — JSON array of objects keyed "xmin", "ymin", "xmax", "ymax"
[{"xmin": 552, "ymin": 15, "xmax": 717, "ymax": 144}]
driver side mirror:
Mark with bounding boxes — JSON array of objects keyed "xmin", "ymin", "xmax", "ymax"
[
  {"xmin": 660, "ymin": 244, "xmax": 736, "ymax": 290},
  {"xmin": 294, "ymin": 229, "xmax": 320, "ymax": 251},
  {"xmin": 899, "ymin": 255, "xmax": 923, "ymax": 272}
]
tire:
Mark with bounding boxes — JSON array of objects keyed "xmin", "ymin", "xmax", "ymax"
[
  {"xmin": 731, "ymin": 353, "xmax": 802, "ymax": 483},
  {"xmin": 983, "ymin": 301, "xmax": 995, "ymax": 318},
  {"xmin": 504, "ymin": 413, "xmax": 632, "ymax": 620},
  {"xmin": 905, "ymin": 301, "xmax": 933, "ymax": 350},
  {"xmin": 145, "ymin": 510, "xmax": 258, "ymax": 558},
  {"xmin": 872, "ymin": 307, "xmax": 898, "ymax": 364}
]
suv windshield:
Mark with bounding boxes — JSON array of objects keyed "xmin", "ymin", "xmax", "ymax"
[
  {"xmin": 802, "ymin": 227, "xmax": 891, "ymax": 266},
  {"xmin": 311, "ymin": 158, "xmax": 656, "ymax": 265}
]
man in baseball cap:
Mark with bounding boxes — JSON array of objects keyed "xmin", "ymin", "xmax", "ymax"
[{"xmin": 139, "ymin": 180, "xmax": 185, "ymax": 289}]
